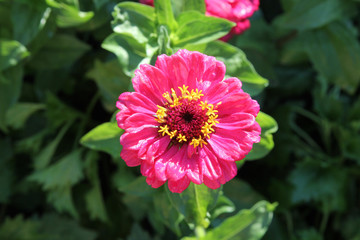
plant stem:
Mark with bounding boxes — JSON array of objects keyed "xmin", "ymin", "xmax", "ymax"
[
  {"xmin": 195, "ymin": 226, "xmax": 206, "ymax": 239},
  {"xmin": 320, "ymin": 209, "xmax": 329, "ymax": 235},
  {"xmin": 73, "ymin": 92, "xmax": 101, "ymax": 149}
]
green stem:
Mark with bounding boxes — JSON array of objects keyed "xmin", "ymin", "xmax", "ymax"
[
  {"xmin": 320, "ymin": 208, "xmax": 329, "ymax": 235},
  {"xmin": 73, "ymin": 92, "xmax": 101, "ymax": 149},
  {"xmin": 284, "ymin": 211, "xmax": 294, "ymax": 239},
  {"xmin": 195, "ymin": 226, "xmax": 206, "ymax": 239}
]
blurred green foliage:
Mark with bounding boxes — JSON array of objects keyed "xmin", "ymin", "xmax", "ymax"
[{"xmin": 0, "ymin": 0, "xmax": 359, "ymax": 239}]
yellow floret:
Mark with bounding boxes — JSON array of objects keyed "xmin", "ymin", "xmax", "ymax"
[
  {"xmin": 199, "ymin": 101, "xmax": 209, "ymax": 110},
  {"xmin": 177, "ymin": 134, "xmax": 187, "ymax": 142},
  {"xmin": 158, "ymin": 125, "xmax": 170, "ymax": 136},
  {"xmin": 190, "ymin": 136, "xmax": 207, "ymax": 148},
  {"xmin": 178, "ymin": 85, "xmax": 190, "ymax": 97},
  {"xmin": 169, "ymin": 130, "xmax": 177, "ymax": 139}
]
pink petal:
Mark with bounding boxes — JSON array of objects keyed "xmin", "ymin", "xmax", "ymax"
[
  {"xmin": 120, "ymin": 148, "xmax": 141, "ymax": 167},
  {"xmin": 146, "ymin": 137, "xmax": 171, "ymax": 164},
  {"xmin": 124, "ymin": 113, "xmax": 157, "ymax": 133},
  {"xmin": 155, "ymin": 50, "xmax": 226, "ymax": 93},
  {"xmin": 207, "ymin": 133, "xmax": 243, "ymax": 161},
  {"xmin": 117, "ymin": 92, "xmax": 158, "ymax": 116},
  {"xmin": 168, "ymin": 176, "xmax": 191, "ymax": 193},
  {"xmin": 132, "ymin": 64, "xmax": 170, "ymax": 105},
  {"xmin": 203, "ymin": 176, "xmax": 221, "ymax": 189},
  {"xmin": 155, "ymin": 52, "xmax": 190, "ymax": 91},
  {"xmin": 208, "ymin": 124, "xmax": 260, "ymax": 162},
  {"xmin": 120, "ymin": 128, "xmax": 157, "ymax": 150},
  {"xmin": 217, "ymin": 112, "xmax": 257, "ymax": 130},
  {"xmin": 231, "ymin": 19, "xmax": 251, "ymax": 35},
  {"xmin": 233, "ymin": 0, "xmax": 259, "ymax": 20},
  {"xmin": 218, "ymin": 160, "xmax": 238, "ymax": 183},
  {"xmin": 199, "ymin": 146, "xmax": 223, "ymax": 179},
  {"xmin": 154, "ymin": 147, "xmax": 180, "ymax": 181}
]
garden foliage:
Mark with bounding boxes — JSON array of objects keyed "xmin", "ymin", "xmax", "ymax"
[{"xmin": 0, "ymin": 0, "xmax": 358, "ymax": 239}]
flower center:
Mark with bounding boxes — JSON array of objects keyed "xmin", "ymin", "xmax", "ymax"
[{"xmin": 155, "ymin": 85, "xmax": 220, "ymax": 148}]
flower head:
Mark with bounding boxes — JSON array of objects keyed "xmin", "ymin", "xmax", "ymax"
[
  {"xmin": 116, "ymin": 50, "xmax": 261, "ymax": 193},
  {"xmin": 205, "ymin": 0, "xmax": 259, "ymax": 41},
  {"xmin": 139, "ymin": 0, "xmax": 260, "ymax": 41}
]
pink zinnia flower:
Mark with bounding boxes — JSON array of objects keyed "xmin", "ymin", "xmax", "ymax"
[
  {"xmin": 139, "ymin": 0, "xmax": 259, "ymax": 41},
  {"xmin": 116, "ymin": 50, "xmax": 261, "ymax": 193},
  {"xmin": 205, "ymin": 0, "xmax": 259, "ymax": 40},
  {"xmin": 139, "ymin": 0, "xmax": 154, "ymax": 5}
]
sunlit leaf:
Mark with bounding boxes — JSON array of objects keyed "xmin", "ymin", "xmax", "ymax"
[
  {"xmin": 0, "ymin": 39, "xmax": 29, "ymax": 71},
  {"xmin": 155, "ymin": 0, "xmax": 177, "ymax": 32},
  {"xmin": 112, "ymin": 2, "xmax": 155, "ymax": 43},
  {"xmin": 173, "ymin": 12, "xmax": 234, "ymax": 47},
  {"xmin": 183, "ymin": 201, "xmax": 276, "ymax": 240},
  {"xmin": 80, "ymin": 122, "xmax": 124, "ymax": 158},
  {"xmin": 102, "ymin": 33, "xmax": 149, "ymax": 76},
  {"xmin": 45, "ymin": 0, "xmax": 94, "ymax": 27}
]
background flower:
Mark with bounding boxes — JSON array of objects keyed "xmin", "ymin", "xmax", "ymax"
[
  {"xmin": 117, "ymin": 49, "xmax": 261, "ymax": 193},
  {"xmin": 139, "ymin": 0, "xmax": 260, "ymax": 40}
]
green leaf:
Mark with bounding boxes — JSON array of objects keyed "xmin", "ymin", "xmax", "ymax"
[
  {"xmin": 102, "ymin": 33, "xmax": 149, "ymax": 76},
  {"xmin": 246, "ymin": 112, "xmax": 278, "ymax": 160},
  {"xmin": 0, "ymin": 65, "xmax": 23, "ymax": 132},
  {"xmin": 157, "ymin": 25, "xmax": 173, "ymax": 55},
  {"xmin": 86, "ymin": 59, "xmax": 130, "ymax": 112},
  {"xmin": 80, "ymin": 122, "xmax": 124, "ymax": 158},
  {"xmin": 222, "ymin": 179, "xmax": 264, "ymax": 211},
  {"xmin": 118, "ymin": 176, "xmax": 158, "ymax": 220},
  {"xmin": 303, "ymin": 21, "xmax": 360, "ymax": 93},
  {"xmin": 39, "ymin": 214, "xmax": 97, "ymax": 240},
  {"xmin": 127, "ymin": 223, "xmax": 152, "ymax": 240},
  {"xmin": 288, "ymin": 159, "xmax": 347, "ymax": 211},
  {"xmin": 29, "ymin": 34, "xmax": 90, "ymax": 70},
  {"xmin": 5, "ymin": 103, "xmax": 45, "ymax": 129},
  {"xmin": 0, "ymin": 3, "xmax": 12, "ymax": 39},
  {"xmin": 0, "ymin": 39, "xmax": 29, "ymax": 71},
  {"xmin": 153, "ymin": 191, "xmax": 183, "ymax": 236},
  {"xmin": 45, "ymin": 93, "xmax": 80, "ymax": 128},
  {"xmin": 0, "ymin": 215, "xmax": 41, "ymax": 240},
  {"xmin": 187, "ymin": 41, "xmax": 268, "ymax": 96},
  {"xmin": 29, "ymin": 149, "xmax": 84, "ymax": 190},
  {"xmin": 45, "ymin": 0, "xmax": 94, "ymax": 27},
  {"xmin": 155, "ymin": 0, "xmax": 177, "ymax": 32},
  {"xmin": 92, "ymin": 0, "xmax": 109, "ymax": 10},
  {"xmin": 171, "ymin": 0, "xmax": 206, "ymax": 17},
  {"xmin": 167, "ymin": 183, "xmax": 221, "ymax": 228},
  {"xmin": 274, "ymin": 0, "xmax": 355, "ymax": 31},
  {"xmin": 47, "ymin": 186, "xmax": 79, "ymax": 218},
  {"xmin": 298, "ymin": 228, "xmax": 324, "ymax": 240},
  {"xmin": 11, "ymin": 0, "xmax": 51, "ymax": 45},
  {"xmin": 173, "ymin": 11, "xmax": 235, "ymax": 47},
  {"xmin": 0, "ymin": 138, "xmax": 13, "ymax": 203},
  {"xmin": 112, "ymin": 2, "xmax": 155, "ymax": 44},
  {"xmin": 190, "ymin": 201, "xmax": 276, "ymax": 240},
  {"xmin": 84, "ymin": 151, "xmax": 108, "ymax": 222},
  {"xmin": 209, "ymin": 195, "xmax": 235, "ymax": 220}
]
